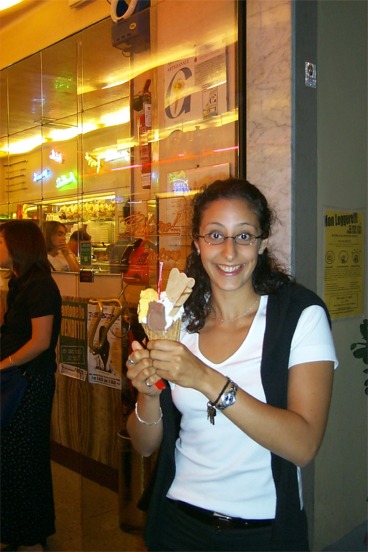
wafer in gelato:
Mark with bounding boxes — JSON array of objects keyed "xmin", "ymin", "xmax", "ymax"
[{"xmin": 138, "ymin": 268, "xmax": 195, "ymax": 341}]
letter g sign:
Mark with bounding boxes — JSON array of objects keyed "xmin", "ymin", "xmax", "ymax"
[{"xmin": 165, "ymin": 67, "xmax": 193, "ymax": 119}]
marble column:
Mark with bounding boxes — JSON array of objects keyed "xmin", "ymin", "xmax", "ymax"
[{"xmin": 246, "ymin": 0, "xmax": 292, "ymax": 268}]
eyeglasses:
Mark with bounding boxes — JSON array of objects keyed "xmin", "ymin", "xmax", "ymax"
[{"xmin": 198, "ymin": 231, "xmax": 263, "ymax": 246}]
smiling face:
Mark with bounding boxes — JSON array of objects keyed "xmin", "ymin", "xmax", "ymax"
[{"xmin": 194, "ymin": 198, "xmax": 267, "ymax": 294}]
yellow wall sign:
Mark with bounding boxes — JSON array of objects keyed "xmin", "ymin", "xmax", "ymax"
[{"xmin": 324, "ymin": 209, "xmax": 365, "ymax": 319}]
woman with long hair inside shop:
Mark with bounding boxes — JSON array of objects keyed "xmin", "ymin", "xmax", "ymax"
[
  {"xmin": 43, "ymin": 221, "xmax": 79, "ymax": 272},
  {"xmin": 126, "ymin": 178, "xmax": 338, "ymax": 552},
  {"xmin": 0, "ymin": 220, "xmax": 62, "ymax": 551}
]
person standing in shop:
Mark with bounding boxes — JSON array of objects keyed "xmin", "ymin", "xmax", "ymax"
[
  {"xmin": 43, "ymin": 221, "xmax": 79, "ymax": 272},
  {"xmin": 67, "ymin": 228, "xmax": 91, "ymax": 257},
  {"xmin": 0, "ymin": 219, "xmax": 62, "ymax": 551},
  {"xmin": 126, "ymin": 178, "xmax": 338, "ymax": 552}
]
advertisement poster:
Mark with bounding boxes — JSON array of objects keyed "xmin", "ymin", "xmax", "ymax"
[
  {"xmin": 58, "ymin": 297, "xmax": 89, "ymax": 381},
  {"xmin": 87, "ymin": 303, "xmax": 123, "ymax": 389},
  {"xmin": 164, "ymin": 47, "xmax": 227, "ymax": 127},
  {"xmin": 324, "ymin": 209, "xmax": 365, "ymax": 319}
]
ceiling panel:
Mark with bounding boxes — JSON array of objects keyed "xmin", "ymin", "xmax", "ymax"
[{"xmin": 1, "ymin": 17, "xmax": 131, "ymax": 147}]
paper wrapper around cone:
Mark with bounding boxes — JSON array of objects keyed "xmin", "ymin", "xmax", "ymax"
[{"xmin": 142, "ymin": 318, "xmax": 182, "ymax": 341}]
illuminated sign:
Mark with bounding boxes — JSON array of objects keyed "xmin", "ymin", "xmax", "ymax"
[
  {"xmin": 56, "ymin": 172, "xmax": 77, "ymax": 189},
  {"xmin": 173, "ymin": 179, "xmax": 190, "ymax": 193},
  {"xmin": 54, "ymin": 77, "xmax": 73, "ymax": 90},
  {"xmin": 103, "ymin": 149, "xmax": 130, "ymax": 162},
  {"xmin": 49, "ymin": 149, "xmax": 64, "ymax": 164},
  {"xmin": 33, "ymin": 169, "xmax": 51, "ymax": 182},
  {"xmin": 85, "ymin": 153, "xmax": 101, "ymax": 173}
]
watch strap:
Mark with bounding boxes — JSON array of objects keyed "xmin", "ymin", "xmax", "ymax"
[{"xmin": 207, "ymin": 378, "xmax": 238, "ymax": 424}]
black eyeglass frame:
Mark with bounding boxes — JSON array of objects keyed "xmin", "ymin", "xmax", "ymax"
[{"xmin": 197, "ymin": 232, "xmax": 264, "ymax": 246}]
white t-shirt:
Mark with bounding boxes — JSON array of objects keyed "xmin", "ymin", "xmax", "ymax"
[
  {"xmin": 48, "ymin": 251, "xmax": 72, "ymax": 271},
  {"xmin": 166, "ymin": 295, "xmax": 338, "ymax": 519}
]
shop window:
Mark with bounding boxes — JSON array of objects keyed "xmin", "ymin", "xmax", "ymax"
[{"xmin": 0, "ymin": 3, "xmax": 239, "ymax": 281}]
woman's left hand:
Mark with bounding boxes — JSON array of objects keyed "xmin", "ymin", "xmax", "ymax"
[{"xmin": 147, "ymin": 339, "xmax": 209, "ymax": 390}]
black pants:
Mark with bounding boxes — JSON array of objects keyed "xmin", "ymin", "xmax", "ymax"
[{"xmin": 149, "ymin": 498, "xmax": 278, "ymax": 552}]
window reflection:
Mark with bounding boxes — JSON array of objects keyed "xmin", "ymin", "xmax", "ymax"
[{"xmin": 0, "ymin": 2, "xmax": 238, "ymax": 278}]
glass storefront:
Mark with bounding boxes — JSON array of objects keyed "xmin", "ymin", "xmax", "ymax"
[
  {"xmin": 0, "ymin": 2, "xmax": 239, "ymax": 280},
  {"xmin": 0, "ymin": 0, "xmax": 240, "ymax": 509}
]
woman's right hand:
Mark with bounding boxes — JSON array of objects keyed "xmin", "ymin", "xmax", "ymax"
[
  {"xmin": 126, "ymin": 340, "xmax": 162, "ymax": 395},
  {"xmin": 126, "ymin": 340, "xmax": 164, "ymax": 457}
]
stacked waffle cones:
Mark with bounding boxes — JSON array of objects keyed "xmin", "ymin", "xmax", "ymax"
[{"xmin": 138, "ymin": 268, "xmax": 195, "ymax": 342}]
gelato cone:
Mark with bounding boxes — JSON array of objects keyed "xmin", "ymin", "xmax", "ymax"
[
  {"xmin": 141, "ymin": 318, "xmax": 182, "ymax": 342},
  {"xmin": 138, "ymin": 268, "xmax": 195, "ymax": 341}
]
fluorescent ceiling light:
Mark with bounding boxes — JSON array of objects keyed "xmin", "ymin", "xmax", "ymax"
[
  {"xmin": 100, "ymin": 107, "xmax": 130, "ymax": 127},
  {"xmin": 48, "ymin": 127, "xmax": 80, "ymax": 142},
  {"xmin": 0, "ymin": 0, "xmax": 23, "ymax": 12},
  {"xmin": 4, "ymin": 136, "xmax": 45, "ymax": 155}
]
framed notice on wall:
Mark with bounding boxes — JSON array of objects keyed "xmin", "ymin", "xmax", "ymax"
[{"xmin": 323, "ymin": 209, "xmax": 365, "ymax": 319}]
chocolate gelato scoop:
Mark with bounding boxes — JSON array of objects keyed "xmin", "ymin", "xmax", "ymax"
[{"xmin": 147, "ymin": 301, "xmax": 166, "ymax": 331}]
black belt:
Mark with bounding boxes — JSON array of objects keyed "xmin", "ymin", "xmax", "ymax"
[{"xmin": 169, "ymin": 499, "xmax": 273, "ymax": 531}]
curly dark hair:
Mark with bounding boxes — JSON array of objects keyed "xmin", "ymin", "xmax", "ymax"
[
  {"xmin": 0, "ymin": 220, "xmax": 51, "ymax": 279},
  {"xmin": 183, "ymin": 178, "xmax": 292, "ymax": 332}
]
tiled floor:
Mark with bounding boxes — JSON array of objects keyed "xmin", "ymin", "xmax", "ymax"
[
  {"xmin": 48, "ymin": 461, "xmax": 146, "ymax": 552},
  {"xmin": 3, "ymin": 460, "xmax": 366, "ymax": 551},
  {"xmin": 49, "ymin": 459, "xmax": 367, "ymax": 552}
]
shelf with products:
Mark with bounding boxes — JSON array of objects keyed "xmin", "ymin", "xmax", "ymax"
[
  {"xmin": 22, "ymin": 193, "xmax": 117, "ymax": 224},
  {"xmin": 17, "ymin": 193, "xmax": 119, "ymax": 251},
  {"xmin": 7, "ymin": 192, "xmax": 159, "ymax": 279}
]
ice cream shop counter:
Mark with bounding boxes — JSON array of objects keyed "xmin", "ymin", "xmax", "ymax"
[{"xmin": 52, "ymin": 270, "xmax": 123, "ymax": 299}]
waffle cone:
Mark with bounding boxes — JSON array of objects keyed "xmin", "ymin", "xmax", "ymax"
[{"xmin": 142, "ymin": 318, "xmax": 182, "ymax": 341}]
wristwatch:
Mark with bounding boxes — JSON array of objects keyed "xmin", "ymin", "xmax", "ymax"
[{"xmin": 216, "ymin": 380, "xmax": 238, "ymax": 410}]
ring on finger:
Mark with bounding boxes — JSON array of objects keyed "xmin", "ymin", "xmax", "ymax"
[
  {"xmin": 145, "ymin": 379, "xmax": 152, "ymax": 388},
  {"xmin": 128, "ymin": 357, "xmax": 135, "ymax": 365}
]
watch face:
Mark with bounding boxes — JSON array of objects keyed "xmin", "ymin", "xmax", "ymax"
[
  {"xmin": 223, "ymin": 392, "xmax": 236, "ymax": 406},
  {"xmin": 217, "ymin": 384, "xmax": 237, "ymax": 410}
]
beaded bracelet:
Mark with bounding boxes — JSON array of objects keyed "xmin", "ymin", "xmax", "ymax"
[{"xmin": 135, "ymin": 402, "xmax": 163, "ymax": 426}]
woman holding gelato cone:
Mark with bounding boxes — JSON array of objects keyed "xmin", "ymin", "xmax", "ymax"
[{"xmin": 126, "ymin": 178, "xmax": 338, "ymax": 552}]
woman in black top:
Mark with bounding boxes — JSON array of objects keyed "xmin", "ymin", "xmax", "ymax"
[{"xmin": 0, "ymin": 220, "xmax": 62, "ymax": 551}]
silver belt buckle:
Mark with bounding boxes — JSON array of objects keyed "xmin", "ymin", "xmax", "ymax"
[{"xmin": 213, "ymin": 512, "xmax": 232, "ymax": 523}]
